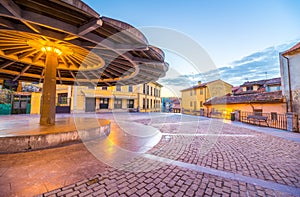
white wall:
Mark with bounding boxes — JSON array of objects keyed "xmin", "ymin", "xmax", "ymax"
[{"xmin": 280, "ymin": 52, "xmax": 300, "ymax": 115}]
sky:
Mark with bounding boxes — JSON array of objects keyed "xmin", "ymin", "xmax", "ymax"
[{"xmin": 83, "ymin": 0, "xmax": 300, "ymax": 97}]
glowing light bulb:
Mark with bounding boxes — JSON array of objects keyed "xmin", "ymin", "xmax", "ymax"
[{"xmin": 46, "ymin": 46, "xmax": 52, "ymax": 52}]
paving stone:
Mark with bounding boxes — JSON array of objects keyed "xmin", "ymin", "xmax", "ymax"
[
  {"xmin": 65, "ymin": 190, "xmax": 80, "ymax": 197},
  {"xmin": 57, "ymin": 189, "xmax": 73, "ymax": 196},
  {"xmin": 78, "ymin": 189, "xmax": 93, "ymax": 197},
  {"xmin": 44, "ymin": 189, "xmax": 62, "ymax": 196}
]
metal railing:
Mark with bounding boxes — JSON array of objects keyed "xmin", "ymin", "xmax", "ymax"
[{"xmin": 240, "ymin": 111, "xmax": 287, "ymax": 130}]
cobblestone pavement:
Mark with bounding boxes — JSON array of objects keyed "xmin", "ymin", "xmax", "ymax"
[{"xmin": 1, "ymin": 113, "xmax": 300, "ymax": 196}]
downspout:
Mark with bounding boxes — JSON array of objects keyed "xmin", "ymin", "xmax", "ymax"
[{"xmin": 281, "ymin": 54, "xmax": 293, "ymax": 112}]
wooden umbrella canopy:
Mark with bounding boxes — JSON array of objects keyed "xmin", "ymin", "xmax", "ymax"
[{"xmin": 0, "ymin": 0, "xmax": 168, "ymax": 125}]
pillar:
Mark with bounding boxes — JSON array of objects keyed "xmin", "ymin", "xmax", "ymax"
[
  {"xmin": 40, "ymin": 52, "xmax": 58, "ymax": 125},
  {"xmin": 235, "ymin": 110, "xmax": 241, "ymax": 121},
  {"xmin": 286, "ymin": 112, "xmax": 299, "ymax": 132}
]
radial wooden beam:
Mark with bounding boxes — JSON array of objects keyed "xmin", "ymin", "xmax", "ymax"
[
  {"xmin": 32, "ymin": 51, "xmax": 43, "ymax": 62},
  {"xmin": 78, "ymin": 19, "xmax": 102, "ymax": 36},
  {"xmin": 0, "ymin": 18, "xmax": 14, "ymax": 29},
  {"xmin": 89, "ymin": 70, "xmax": 101, "ymax": 79},
  {"xmin": 39, "ymin": 69, "xmax": 44, "ymax": 83},
  {"xmin": 0, "ymin": 60, "xmax": 15, "ymax": 68},
  {"xmin": 69, "ymin": 70, "xmax": 76, "ymax": 79},
  {"xmin": 13, "ymin": 64, "xmax": 30, "ymax": 81},
  {"xmin": 64, "ymin": 34, "xmax": 78, "ymax": 41},
  {"xmin": 57, "ymin": 70, "xmax": 62, "ymax": 84},
  {"xmin": 5, "ymin": 47, "xmax": 32, "ymax": 55},
  {"xmin": 0, "ymin": 0, "xmax": 40, "ymax": 33},
  {"xmin": 18, "ymin": 49, "xmax": 37, "ymax": 60},
  {"xmin": 80, "ymin": 71, "xmax": 96, "ymax": 86}
]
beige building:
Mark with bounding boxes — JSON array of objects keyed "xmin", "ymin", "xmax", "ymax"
[
  {"xmin": 181, "ymin": 79, "xmax": 233, "ymax": 115},
  {"xmin": 2, "ymin": 81, "xmax": 163, "ymax": 114},
  {"xmin": 280, "ymin": 42, "xmax": 300, "ymax": 115},
  {"xmin": 73, "ymin": 82, "xmax": 162, "ymax": 113},
  {"xmin": 280, "ymin": 43, "xmax": 300, "ymax": 131}
]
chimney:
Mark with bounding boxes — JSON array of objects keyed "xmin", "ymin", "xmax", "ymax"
[{"xmin": 198, "ymin": 81, "xmax": 201, "ymax": 85}]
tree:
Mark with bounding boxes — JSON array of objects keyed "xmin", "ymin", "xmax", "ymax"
[{"xmin": 0, "ymin": 89, "xmax": 13, "ymax": 104}]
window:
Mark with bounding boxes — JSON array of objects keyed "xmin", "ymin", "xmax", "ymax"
[
  {"xmin": 114, "ymin": 99, "xmax": 122, "ymax": 109},
  {"xmin": 267, "ymin": 86, "xmax": 281, "ymax": 92},
  {"xmin": 200, "ymin": 101, "xmax": 203, "ymax": 107},
  {"xmin": 128, "ymin": 85, "xmax": 133, "ymax": 92},
  {"xmin": 200, "ymin": 89, "xmax": 203, "ymax": 95},
  {"xmin": 57, "ymin": 93, "xmax": 68, "ymax": 105},
  {"xmin": 147, "ymin": 85, "xmax": 149, "ymax": 95},
  {"xmin": 194, "ymin": 89, "xmax": 196, "ymax": 95},
  {"xmin": 150, "ymin": 87, "xmax": 153, "ymax": 96},
  {"xmin": 190, "ymin": 90, "xmax": 192, "ymax": 96},
  {"xmin": 116, "ymin": 85, "xmax": 121, "ymax": 91},
  {"xmin": 246, "ymin": 86, "xmax": 253, "ymax": 91},
  {"xmin": 101, "ymin": 86, "xmax": 107, "ymax": 90},
  {"xmin": 190, "ymin": 101, "xmax": 193, "ymax": 107},
  {"xmin": 147, "ymin": 99, "xmax": 149, "ymax": 109},
  {"xmin": 150, "ymin": 99, "xmax": 153, "ymax": 108},
  {"xmin": 143, "ymin": 98, "xmax": 145, "ymax": 109},
  {"xmin": 143, "ymin": 84, "xmax": 146, "ymax": 94},
  {"xmin": 253, "ymin": 109, "xmax": 262, "ymax": 116},
  {"xmin": 127, "ymin": 99, "xmax": 134, "ymax": 108}
]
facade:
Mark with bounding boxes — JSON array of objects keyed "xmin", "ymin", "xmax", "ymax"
[
  {"xmin": 181, "ymin": 79, "xmax": 233, "ymax": 115},
  {"xmin": 28, "ymin": 82, "xmax": 162, "ymax": 114},
  {"xmin": 204, "ymin": 78, "xmax": 286, "ymax": 115},
  {"xmin": 162, "ymin": 97, "xmax": 181, "ymax": 113},
  {"xmin": 280, "ymin": 42, "xmax": 300, "ymax": 115},
  {"xmin": 138, "ymin": 82, "xmax": 163, "ymax": 112}
]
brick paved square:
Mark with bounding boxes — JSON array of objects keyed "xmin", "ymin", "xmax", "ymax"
[{"xmin": 1, "ymin": 113, "xmax": 299, "ymax": 197}]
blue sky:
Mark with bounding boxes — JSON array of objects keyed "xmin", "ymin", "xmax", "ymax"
[{"xmin": 83, "ymin": 0, "xmax": 300, "ymax": 96}]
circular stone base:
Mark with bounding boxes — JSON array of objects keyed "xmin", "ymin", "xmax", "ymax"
[{"xmin": 0, "ymin": 116, "xmax": 110, "ymax": 153}]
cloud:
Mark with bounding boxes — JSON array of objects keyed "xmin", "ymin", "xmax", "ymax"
[{"xmin": 159, "ymin": 39, "xmax": 300, "ymax": 92}]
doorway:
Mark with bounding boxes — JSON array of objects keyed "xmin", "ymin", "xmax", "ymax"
[
  {"xmin": 85, "ymin": 97, "xmax": 96, "ymax": 112},
  {"xmin": 99, "ymin": 98, "xmax": 109, "ymax": 109},
  {"xmin": 11, "ymin": 94, "xmax": 31, "ymax": 114}
]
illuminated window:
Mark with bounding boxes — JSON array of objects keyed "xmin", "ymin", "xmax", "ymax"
[
  {"xmin": 116, "ymin": 85, "xmax": 121, "ymax": 91},
  {"xmin": 200, "ymin": 89, "xmax": 203, "ymax": 95},
  {"xmin": 253, "ymin": 109, "xmax": 262, "ymax": 116},
  {"xmin": 128, "ymin": 85, "xmax": 133, "ymax": 92}
]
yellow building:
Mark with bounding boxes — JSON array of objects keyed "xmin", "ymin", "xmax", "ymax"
[
  {"xmin": 30, "ymin": 84, "xmax": 72, "ymax": 114},
  {"xmin": 181, "ymin": 79, "xmax": 233, "ymax": 115},
  {"xmin": 74, "ymin": 82, "xmax": 162, "ymax": 113},
  {"xmin": 138, "ymin": 82, "xmax": 162, "ymax": 112},
  {"xmin": 29, "ymin": 82, "xmax": 162, "ymax": 113},
  {"xmin": 4, "ymin": 81, "xmax": 162, "ymax": 114}
]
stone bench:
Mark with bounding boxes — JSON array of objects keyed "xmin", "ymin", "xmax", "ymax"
[{"xmin": 247, "ymin": 115, "xmax": 269, "ymax": 126}]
